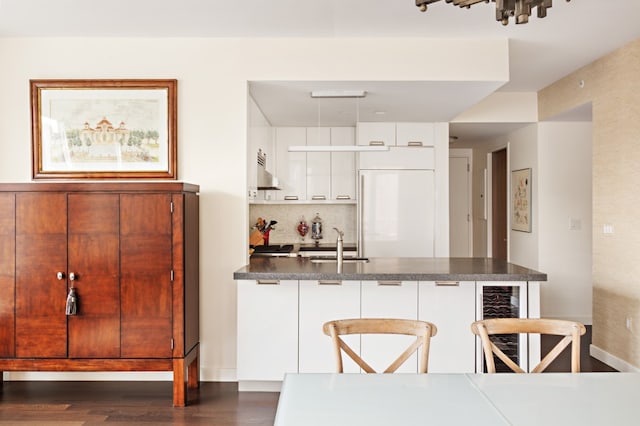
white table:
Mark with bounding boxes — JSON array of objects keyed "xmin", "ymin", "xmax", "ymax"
[{"xmin": 275, "ymin": 373, "xmax": 640, "ymax": 426}]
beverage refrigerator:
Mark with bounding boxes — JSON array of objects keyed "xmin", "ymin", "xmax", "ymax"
[{"xmin": 476, "ymin": 282, "xmax": 541, "ymax": 372}]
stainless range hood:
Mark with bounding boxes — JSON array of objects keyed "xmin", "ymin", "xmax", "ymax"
[{"xmin": 257, "ymin": 149, "xmax": 280, "ymax": 190}]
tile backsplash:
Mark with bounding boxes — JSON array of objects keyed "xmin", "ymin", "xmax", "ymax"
[{"xmin": 249, "ymin": 204, "xmax": 357, "ymax": 245}]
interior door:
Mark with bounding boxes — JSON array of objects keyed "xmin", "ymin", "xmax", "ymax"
[
  {"xmin": 67, "ymin": 193, "xmax": 120, "ymax": 358},
  {"xmin": 120, "ymin": 193, "xmax": 173, "ymax": 358},
  {"xmin": 449, "ymin": 156, "xmax": 471, "ymax": 256},
  {"xmin": 15, "ymin": 192, "xmax": 68, "ymax": 358}
]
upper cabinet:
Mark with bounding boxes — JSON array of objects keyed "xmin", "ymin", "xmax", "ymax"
[
  {"xmin": 306, "ymin": 127, "xmax": 331, "ymax": 201},
  {"xmin": 307, "ymin": 127, "xmax": 357, "ymax": 202},
  {"xmin": 275, "ymin": 127, "xmax": 307, "ymax": 201},
  {"xmin": 356, "ymin": 122, "xmax": 396, "ymax": 147},
  {"xmin": 254, "ymin": 126, "xmax": 356, "ymax": 204},
  {"xmin": 357, "ymin": 122, "xmax": 436, "ymax": 147},
  {"xmin": 330, "ymin": 127, "xmax": 356, "ymax": 201},
  {"xmin": 396, "ymin": 123, "xmax": 435, "ymax": 147}
]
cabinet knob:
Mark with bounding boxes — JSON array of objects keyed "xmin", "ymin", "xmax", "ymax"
[
  {"xmin": 69, "ymin": 272, "xmax": 77, "ymax": 281},
  {"xmin": 56, "ymin": 272, "xmax": 65, "ymax": 280}
]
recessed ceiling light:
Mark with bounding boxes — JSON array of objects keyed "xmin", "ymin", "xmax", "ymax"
[{"xmin": 375, "ymin": 111, "xmax": 386, "ymax": 115}]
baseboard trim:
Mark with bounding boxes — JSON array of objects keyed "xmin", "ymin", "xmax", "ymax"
[{"xmin": 590, "ymin": 344, "xmax": 640, "ymax": 372}]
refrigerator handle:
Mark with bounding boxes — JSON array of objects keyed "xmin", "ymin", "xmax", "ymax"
[{"xmin": 358, "ymin": 173, "xmax": 364, "ymax": 258}]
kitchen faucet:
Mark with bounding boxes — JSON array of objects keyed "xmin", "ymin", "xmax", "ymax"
[{"xmin": 333, "ymin": 227, "xmax": 344, "ymax": 265}]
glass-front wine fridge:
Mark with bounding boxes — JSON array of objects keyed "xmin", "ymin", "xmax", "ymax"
[{"xmin": 476, "ymin": 282, "xmax": 530, "ymax": 372}]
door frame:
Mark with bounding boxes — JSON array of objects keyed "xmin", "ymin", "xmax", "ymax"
[{"xmin": 486, "ymin": 144, "xmax": 510, "ymax": 261}]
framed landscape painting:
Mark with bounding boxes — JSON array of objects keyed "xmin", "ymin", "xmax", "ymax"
[
  {"xmin": 511, "ymin": 168, "xmax": 532, "ymax": 232},
  {"xmin": 30, "ymin": 79, "xmax": 177, "ymax": 179}
]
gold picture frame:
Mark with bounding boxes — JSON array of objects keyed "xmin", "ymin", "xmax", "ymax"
[
  {"xmin": 31, "ymin": 79, "xmax": 177, "ymax": 180},
  {"xmin": 511, "ymin": 168, "xmax": 532, "ymax": 232}
]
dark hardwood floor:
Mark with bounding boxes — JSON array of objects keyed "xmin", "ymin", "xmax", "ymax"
[
  {"xmin": 0, "ymin": 381, "xmax": 278, "ymax": 425},
  {"xmin": 542, "ymin": 325, "xmax": 616, "ymax": 373},
  {"xmin": 0, "ymin": 327, "xmax": 616, "ymax": 425}
]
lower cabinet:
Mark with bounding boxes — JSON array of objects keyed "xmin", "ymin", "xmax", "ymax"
[
  {"xmin": 298, "ymin": 280, "xmax": 360, "ymax": 373},
  {"xmin": 418, "ymin": 281, "xmax": 476, "ymax": 373},
  {"xmin": 237, "ymin": 279, "xmax": 298, "ymax": 381},
  {"xmin": 361, "ymin": 280, "xmax": 419, "ymax": 373}
]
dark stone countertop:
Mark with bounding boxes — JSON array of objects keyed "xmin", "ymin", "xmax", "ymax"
[{"xmin": 233, "ymin": 257, "xmax": 547, "ymax": 282}]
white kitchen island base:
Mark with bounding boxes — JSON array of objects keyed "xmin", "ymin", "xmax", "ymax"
[{"xmin": 234, "ymin": 257, "xmax": 546, "ymax": 390}]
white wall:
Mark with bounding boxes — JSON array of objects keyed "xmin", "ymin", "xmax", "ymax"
[
  {"xmin": 469, "ymin": 122, "xmax": 592, "ymax": 323},
  {"xmin": 508, "ymin": 124, "xmax": 539, "ymax": 269},
  {"xmin": 538, "ymin": 122, "xmax": 592, "ymax": 323},
  {"xmin": 0, "ymin": 37, "xmax": 508, "ymax": 381}
]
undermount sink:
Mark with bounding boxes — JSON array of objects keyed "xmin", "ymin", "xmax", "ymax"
[{"xmin": 310, "ymin": 257, "xmax": 370, "ymax": 264}]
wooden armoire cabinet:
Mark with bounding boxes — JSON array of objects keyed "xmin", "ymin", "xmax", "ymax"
[{"xmin": 0, "ymin": 182, "xmax": 199, "ymax": 406}]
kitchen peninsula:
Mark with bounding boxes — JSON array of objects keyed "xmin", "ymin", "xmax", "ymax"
[{"xmin": 234, "ymin": 257, "xmax": 547, "ymax": 391}]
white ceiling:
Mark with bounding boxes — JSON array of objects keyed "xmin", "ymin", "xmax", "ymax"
[{"xmin": 1, "ymin": 0, "xmax": 638, "ymax": 142}]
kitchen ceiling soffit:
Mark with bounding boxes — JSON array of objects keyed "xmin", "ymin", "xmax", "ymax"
[{"xmin": 249, "ymin": 79, "xmax": 507, "ymax": 128}]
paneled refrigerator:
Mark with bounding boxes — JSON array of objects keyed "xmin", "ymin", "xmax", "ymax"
[{"xmin": 358, "ymin": 167, "xmax": 435, "ymax": 258}]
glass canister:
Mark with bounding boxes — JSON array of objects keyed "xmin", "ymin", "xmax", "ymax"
[
  {"xmin": 297, "ymin": 216, "xmax": 309, "ymax": 241},
  {"xmin": 311, "ymin": 213, "xmax": 323, "ymax": 242}
]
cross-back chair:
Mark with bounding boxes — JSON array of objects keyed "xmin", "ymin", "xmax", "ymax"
[
  {"xmin": 322, "ymin": 318, "xmax": 438, "ymax": 374},
  {"xmin": 471, "ymin": 318, "xmax": 586, "ymax": 373}
]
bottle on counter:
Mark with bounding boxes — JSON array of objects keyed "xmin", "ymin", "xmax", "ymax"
[{"xmin": 311, "ymin": 213, "xmax": 323, "ymax": 243}]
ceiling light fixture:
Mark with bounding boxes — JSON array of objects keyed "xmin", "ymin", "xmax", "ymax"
[
  {"xmin": 289, "ymin": 90, "xmax": 389, "ymax": 152},
  {"xmin": 311, "ymin": 90, "xmax": 367, "ymax": 98},
  {"xmin": 415, "ymin": 0, "xmax": 570, "ymax": 26}
]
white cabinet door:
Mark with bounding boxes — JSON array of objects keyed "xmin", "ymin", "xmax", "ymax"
[
  {"xmin": 357, "ymin": 122, "xmax": 396, "ymax": 146},
  {"xmin": 418, "ymin": 281, "xmax": 476, "ymax": 373},
  {"xmin": 360, "ymin": 280, "xmax": 418, "ymax": 373},
  {"xmin": 330, "ymin": 127, "xmax": 356, "ymax": 201},
  {"xmin": 299, "ymin": 280, "xmax": 360, "ymax": 373},
  {"xmin": 275, "ymin": 127, "xmax": 307, "ymax": 201},
  {"xmin": 306, "ymin": 127, "xmax": 331, "ymax": 201},
  {"xmin": 237, "ymin": 279, "xmax": 298, "ymax": 381},
  {"xmin": 396, "ymin": 122, "xmax": 435, "ymax": 147}
]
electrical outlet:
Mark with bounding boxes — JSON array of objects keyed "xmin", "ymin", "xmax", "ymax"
[{"xmin": 626, "ymin": 317, "xmax": 633, "ymax": 331}]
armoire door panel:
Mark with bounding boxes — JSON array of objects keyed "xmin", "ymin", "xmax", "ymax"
[
  {"xmin": 0, "ymin": 193, "xmax": 15, "ymax": 357},
  {"xmin": 120, "ymin": 193, "xmax": 172, "ymax": 234},
  {"xmin": 120, "ymin": 194, "xmax": 173, "ymax": 358},
  {"xmin": 67, "ymin": 193, "xmax": 120, "ymax": 358},
  {"xmin": 15, "ymin": 193, "xmax": 67, "ymax": 358}
]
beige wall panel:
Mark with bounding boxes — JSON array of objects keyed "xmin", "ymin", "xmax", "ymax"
[{"xmin": 539, "ymin": 39, "xmax": 640, "ymax": 368}]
